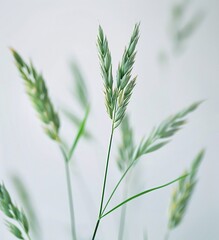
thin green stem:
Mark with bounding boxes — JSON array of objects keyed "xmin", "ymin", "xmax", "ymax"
[
  {"xmin": 92, "ymin": 122, "xmax": 115, "ymax": 240},
  {"xmin": 64, "ymin": 160, "xmax": 77, "ymax": 240},
  {"xmin": 92, "ymin": 219, "xmax": 100, "ymax": 240},
  {"xmin": 60, "ymin": 144, "xmax": 77, "ymax": 240},
  {"xmin": 99, "ymin": 123, "xmax": 115, "ymax": 217},
  {"xmin": 118, "ymin": 178, "xmax": 129, "ymax": 240}
]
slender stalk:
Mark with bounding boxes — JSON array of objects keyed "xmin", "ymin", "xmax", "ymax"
[
  {"xmin": 164, "ymin": 230, "xmax": 170, "ymax": 240},
  {"xmin": 118, "ymin": 178, "xmax": 129, "ymax": 240},
  {"xmin": 60, "ymin": 144, "xmax": 77, "ymax": 240},
  {"xmin": 64, "ymin": 160, "xmax": 77, "ymax": 240},
  {"xmin": 92, "ymin": 219, "xmax": 100, "ymax": 240},
  {"xmin": 99, "ymin": 124, "xmax": 115, "ymax": 217},
  {"xmin": 92, "ymin": 122, "xmax": 115, "ymax": 240}
]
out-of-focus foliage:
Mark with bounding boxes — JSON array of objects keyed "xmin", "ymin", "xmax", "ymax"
[
  {"xmin": 62, "ymin": 61, "xmax": 92, "ymax": 140},
  {"xmin": 117, "ymin": 116, "xmax": 135, "ymax": 172},
  {"xmin": 11, "ymin": 174, "xmax": 41, "ymax": 238},
  {"xmin": 158, "ymin": 0, "xmax": 204, "ymax": 63},
  {"xmin": 168, "ymin": 150, "xmax": 204, "ymax": 229}
]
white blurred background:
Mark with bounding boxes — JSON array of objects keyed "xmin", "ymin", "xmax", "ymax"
[{"xmin": 0, "ymin": 0, "xmax": 219, "ymax": 239}]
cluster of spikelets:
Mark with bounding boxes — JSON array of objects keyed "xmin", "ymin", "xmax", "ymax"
[
  {"xmin": 115, "ymin": 101, "xmax": 203, "ymax": 174},
  {"xmin": 97, "ymin": 23, "xmax": 139, "ymax": 128},
  {"xmin": 10, "ymin": 49, "xmax": 60, "ymax": 141},
  {"xmin": 133, "ymin": 101, "xmax": 202, "ymax": 160},
  {"xmin": 0, "ymin": 184, "xmax": 31, "ymax": 240},
  {"xmin": 168, "ymin": 150, "xmax": 205, "ymax": 229}
]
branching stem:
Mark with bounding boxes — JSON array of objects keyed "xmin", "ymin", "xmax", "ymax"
[
  {"xmin": 92, "ymin": 121, "xmax": 115, "ymax": 240},
  {"xmin": 102, "ymin": 160, "xmax": 135, "ymax": 214}
]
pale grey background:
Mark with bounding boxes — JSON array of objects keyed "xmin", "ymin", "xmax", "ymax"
[{"xmin": 0, "ymin": 0, "xmax": 219, "ymax": 239}]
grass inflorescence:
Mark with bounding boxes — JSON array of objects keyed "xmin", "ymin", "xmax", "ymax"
[
  {"xmin": 0, "ymin": 184, "xmax": 31, "ymax": 240},
  {"xmin": 134, "ymin": 101, "xmax": 202, "ymax": 160},
  {"xmin": 168, "ymin": 150, "xmax": 205, "ymax": 229},
  {"xmin": 11, "ymin": 49, "xmax": 60, "ymax": 141},
  {"xmin": 97, "ymin": 23, "xmax": 139, "ymax": 128}
]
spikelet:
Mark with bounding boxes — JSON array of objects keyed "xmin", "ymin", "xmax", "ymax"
[
  {"xmin": 134, "ymin": 101, "xmax": 203, "ymax": 160},
  {"xmin": 11, "ymin": 49, "xmax": 60, "ymax": 141},
  {"xmin": 97, "ymin": 26, "xmax": 114, "ymax": 119},
  {"xmin": 168, "ymin": 150, "xmax": 205, "ymax": 229}
]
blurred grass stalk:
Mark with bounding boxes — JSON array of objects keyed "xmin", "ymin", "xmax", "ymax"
[
  {"xmin": 10, "ymin": 49, "xmax": 90, "ymax": 240},
  {"xmin": 117, "ymin": 116, "xmax": 135, "ymax": 240},
  {"xmin": 62, "ymin": 61, "xmax": 93, "ymax": 140},
  {"xmin": 170, "ymin": 0, "xmax": 204, "ymax": 53},
  {"xmin": 158, "ymin": 0, "xmax": 204, "ymax": 64}
]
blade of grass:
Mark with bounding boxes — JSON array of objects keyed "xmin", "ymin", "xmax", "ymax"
[
  {"xmin": 62, "ymin": 108, "xmax": 92, "ymax": 139},
  {"xmin": 68, "ymin": 107, "xmax": 90, "ymax": 161},
  {"xmin": 70, "ymin": 61, "xmax": 89, "ymax": 109}
]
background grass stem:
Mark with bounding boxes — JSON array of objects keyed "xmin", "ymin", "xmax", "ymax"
[
  {"xmin": 164, "ymin": 230, "xmax": 170, "ymax": 240},
  {"xmin": 64, "ymin": 160, "xmax": 77, "ymax": 240},
  {"xmin": 118, "ymin": 178, "xmax": 129, "ymax": 240}
]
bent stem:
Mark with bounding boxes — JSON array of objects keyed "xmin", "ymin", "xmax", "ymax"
[{"xmin": 92, "ymin": 122, "xmax": 115, "ymax": 240}]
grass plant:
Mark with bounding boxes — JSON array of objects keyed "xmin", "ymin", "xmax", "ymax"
[
  {"xmin": 10, "ymin": 49, "xmax": 90, "ymax": 240},
  {"xmin": 0, "ymin": 23, "xmax": 205, "ymax": 240}
]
